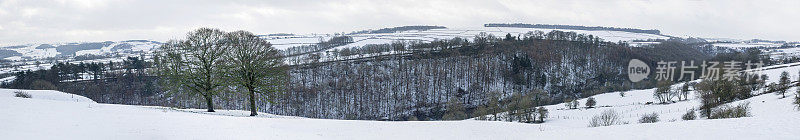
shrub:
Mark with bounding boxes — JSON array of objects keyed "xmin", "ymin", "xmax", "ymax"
[
  {"xmin": 14, "ymin": 91, "xmax": 31, "ymax": 98},
  {"xmin": 474, "ymin": 105, "xmax": 489, "ymax": 120},
  {"xmin": 30, "ymin": 80, "xmax": 57, "ymax": 90},
  {"xmin": 564, "ymin": 98, "xmax": 579, "ymax": 109},
  {"xmin": 572, "ymin": 100, "xmax": 580, "ymax": 109},
  {"xmin": 536, "ymin": 107, "xmax": 548, "ymax": 123},
  {"xmin": 442, "ymin": 98, "xmax": 467, "ymax": 120},
  {"xmin": 795, "ymin": 89, "xmax": 800, "ymax": 110},
  {"xmin": 585, "ymin": 97, "xmax": 596, "ymax": 108},
  {"xmin": 794, "ymin": 96, "xmax": 800, "ymax": 110},
  {"xmin": 638, "ymin": 112, "xmax": 660, "ymax": 123},
  {"xmin": 682, "ymin": 109, "xmax": 696, "ymax": 120},
  {"xmin": 695, "ymin": 79, "xmax": 736, "ymax": 118},
  {"xmin": 710, "ymin": 102, "xmax": 751, "ymax": 119},
  {"xmin": 778, "ymin": 71, "xmax": 790, "ymax": 98},
  {"xmin": 589, "ymin": 109, "xmax": 624, "ymax": 127},
  {"xmin": 407, "ymin": 116, "xmax": 418, "ymax": 121}
]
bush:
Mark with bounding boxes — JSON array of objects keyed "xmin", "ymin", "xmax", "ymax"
[
  {"xmin": 572, "ymin": 100, "xmax": 580, "ymax": 109},
  {"xmin": 682, "ymin": 109, "xmax": 696, "ymax": 120},
  {"xmin": 536, "ymin": 107, "xmax": 548, "ymax": 123},
  {"xmin": 710, "ymin": 102, "xmax": 751, "ymax": 119},
  {"xmin": 30, "ymin": 80, "xmax": 57, "ymax": 90},
  {"xmin": 585, "ymin": 97, "xmax": 596, "ymax": 108},
  {"xmin": 407, "ymin": 116, "xmax": 418, "ymax": 121},
  {"xmin": 14, "ymin": 91, "xmax": 31, "ymax": 98},
  {"xmin": 778, "ymin": 71, "xmax": 790, "ymax": 98},
  {"xmin": 695, "ymin": 79, "xmax": 737, "ymax": 118},
  {"xmin": 442, "ymin": 98, "xmax": 467, "ymax": 120},
  {"xmin": 589, "ymin": 109, "xmax": 624, "ymax": 127},
  {"xmin": 654, "ymin": 81, "xmax": 673, "ymax": 104},
  {"xmin": 638, "ymin": 112, "xmax": 660, "ymax": 123},
  {"xmin": 474, "ymin": 105, "xmax": 489, "ymax": 120}
]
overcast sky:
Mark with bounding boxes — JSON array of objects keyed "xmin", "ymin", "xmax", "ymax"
[{"xmin": 0, "ymin": 0, "xmax": 798, "ymax": 46}]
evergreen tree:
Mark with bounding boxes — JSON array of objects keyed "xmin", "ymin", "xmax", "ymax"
[
  {"xmin": 585, "ymin": 97, "xmax": 596, "ymax": 108},
  {"xmin": 536, "ymin": 107, "xmax": 548, "ymax": 123}
]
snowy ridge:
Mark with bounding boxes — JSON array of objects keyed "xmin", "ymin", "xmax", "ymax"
[
  {"xmin": 266, "ymin": 26, "xmax": 671, "ymax": 51},
  {"xmin": 0, "ymin": 40, "xmax": 161, "ymax": 61},
  {"xmin": 0, "ymin": 88, "xmax": 95, "ymax": 103}
]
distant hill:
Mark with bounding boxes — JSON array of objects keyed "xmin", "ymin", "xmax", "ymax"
[
  {"xmin": 0, "ymin": 40, "xmax": 161, "ymax": 61},
  {"xmin": 484, "ymin": 23, "xmax": 661, "ymax": 35},
  {"xmin": 0, "ymin": 49, "xmax": 21, "ymax": 59},
  {"xmin": 348, "ymin": 25, "xmax": 446, "ymax": 34}
]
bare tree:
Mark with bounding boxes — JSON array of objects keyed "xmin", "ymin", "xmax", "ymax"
[
  {"xmin": 224, "ymin": 31, "xmax": 288, "ymax": 116},
  {"xmin": 589, "ymin": 109, "xmax": 624, "ymax": 127},
  {"xmin": 155, "ymin": 28, "xmax": 228, "ymax": 112}
]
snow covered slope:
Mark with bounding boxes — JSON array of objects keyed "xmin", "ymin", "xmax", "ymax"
[
  {"xmin": 0, "ymin": 89, "xmax": 94, "ymax": 103},
  {"xmin": 0, "ymin": 40, "xmax": 161, "ymax": 61},
  {"xmin": 1, "ymin": 89, "xmax": 799, "ymax": 139}
]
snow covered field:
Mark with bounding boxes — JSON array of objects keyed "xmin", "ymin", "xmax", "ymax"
[
  {"xmin": 265, "ymin": 26, "xmax": 671, "ymax": 51},
  {"xmin": 2, "ymin": 88, "xmax": 798, "ymax": 139},
  {"xmin": 3, "ymin": 62, "xmax": 800, "ymax": 140}
]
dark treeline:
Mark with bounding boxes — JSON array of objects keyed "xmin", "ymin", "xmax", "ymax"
[
  {"xmin": 485, "ymin": 23, "xmax": 661, "ymax": 35},
  {"xmin": 348, "ymin": 25, "xmax": 447, "ymax": 35},
  {"xmin": 2, "ymin": 57, "xmax": 161, "ymax": 104}
]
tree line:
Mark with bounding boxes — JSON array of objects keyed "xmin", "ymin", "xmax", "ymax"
[
  {"xmin": 3, "ymin": 56, "xmax": 149, "ymax": 90},
  {"xmin": 485, "ymin": 23, "xmax": 661, "ymax": 35}
]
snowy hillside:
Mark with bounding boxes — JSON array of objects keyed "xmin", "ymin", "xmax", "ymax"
[
  {"xmin": 0, "ymin": 89, "xmax": 94, "ymax": 103},
  {"xmin": 524, "ymin": 61, "xmax": 800, "ymax": 129},
  {"xmin": 266, "ymin": 26, "xmax": 671, "ymax": 51},
  {"xmin": 0, "ymin": 40, "xmax": 159, "ymax": 77},
  {"xmin": 3, "ymin": 62, "xmax": 800, "ymax": 139},
  {"xmin": 0, "ymin": 40, "xmax": 161, "ymax": 61}
]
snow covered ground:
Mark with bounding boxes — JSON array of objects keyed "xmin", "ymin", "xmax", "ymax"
[
  {"xmin": 3, "ymin": 62, "xmax": 800, "ymax": 140},
  {"xmin": 265, "ymin": 26, "xmax": 671, "ymax": 51},
  {"xmin": 2, "ymin": 88, "xmax": 799, "ymax": 139}
]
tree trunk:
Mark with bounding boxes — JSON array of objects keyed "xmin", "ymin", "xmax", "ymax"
[
  {"xmin": 205, "ymin": 95, "xmax": 215, "ymax": 112},
  {"xmin": 249, "ymin": 88, "xmax": 257, "ymax": 116}
]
